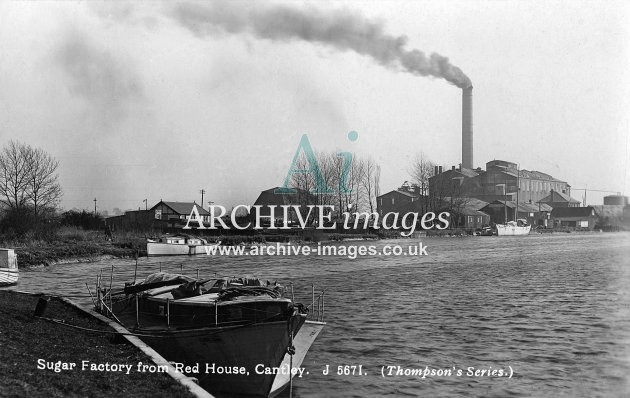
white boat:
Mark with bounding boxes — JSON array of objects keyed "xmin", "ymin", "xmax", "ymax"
[
  {"xmin": 495, "ymin": 167, "xmax": 531, "ymax": 236},
  {"xmin": 97, "ymin": 273, "xmax": 325, "ymax": 397},
  {"xmin": 496, "ymin": 219, "xmax": 531, "ymax": 236},
  {"xmin": 0, "ymin": 248, "xmax": 18, "ymax": 286},
  {"xmin": 146, "ymin": 236, "xmax": 221, "ymax": 256},
  {"xmin": 269, "ymin": 319, "xmax": 325, "ymax": 396}
]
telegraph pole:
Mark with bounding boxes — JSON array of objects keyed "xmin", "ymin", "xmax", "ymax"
[
  {"xmin": 143, "ymin": 199, "xmax": 147, "ymax": 210},
  {"xmin": 93, "ymin": 198, "xmax": 97, "ymax": 214},
  {"xmin": 200, "ymin": 189, "xmax": 205, "ymax": 207}
]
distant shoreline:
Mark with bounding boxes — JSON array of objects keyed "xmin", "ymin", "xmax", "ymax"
[{"xmin": 5, "ymin": 228, "xmax": 625, "ymax": 268}]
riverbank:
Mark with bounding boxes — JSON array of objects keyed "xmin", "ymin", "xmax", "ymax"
[
  {"xmin": 12, "ymin": 241, "xmax": 138, "ymax": 268},
  {"xmin": 1, "ymin": 227, "xmax": 146, "ymax": 267},
  {"xmin": 0, "ymin": 290, "xmax": 196, "ymax": 397},
  {"xmin": 3, "ymin": 226, "xmax": 620, "ymax": 268},
  {"xmin": 3, "ymin": 228, "xmax": 381, "ymax": 267}
]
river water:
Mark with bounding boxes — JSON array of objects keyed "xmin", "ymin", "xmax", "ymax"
[{"xmin": 5, "ymin": 233, "xmax": 630, "ymax": 397}]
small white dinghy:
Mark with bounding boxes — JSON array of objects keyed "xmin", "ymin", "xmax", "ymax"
[{"xmin": 0, "ymin": 248, "xmax": 18, "ymax": 286}]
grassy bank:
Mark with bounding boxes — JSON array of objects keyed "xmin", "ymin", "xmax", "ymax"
[
  {"xmin": 3, "ymin": 228, "xmax": 385, "ymax": 268},
  {"xmin": 1, "ymin": 227, "xmax": 147, "ymax": 267},
  {"xmin": 0, "ymin": 290, "xmax": 196, "ymax": 398}
]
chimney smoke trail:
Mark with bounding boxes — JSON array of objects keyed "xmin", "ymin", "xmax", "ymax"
[{"xmin": 170, "ymin": 2, "xmax": 472, "ymax": 88}]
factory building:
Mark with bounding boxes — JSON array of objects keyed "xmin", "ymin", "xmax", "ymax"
[{"xmin": 429, "ymin": 160, "xmax": 578, "ymax": 207}]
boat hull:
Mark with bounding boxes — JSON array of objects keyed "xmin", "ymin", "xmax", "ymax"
[
  {"xmin": 269, "ymin": 320, "xmax": 325, "ymax": 397},
  {"xmin": 496, "ymin": 224, "xmax": 531, "ymax": 236},
  {"xmin": 0, "ymin": 268, "xmax": 19, "ymax": 286},
  {"xmin": 147, "ymin": 242, "xmax": 219, "ymax": 256},
  {"xmin": 138, "ymin": 320, "xmax": 300, "ymax": 397}
]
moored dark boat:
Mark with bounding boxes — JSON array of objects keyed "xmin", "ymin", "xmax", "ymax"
[{"xmin": 95, "ymin": 272, "xmax": 325, "ymax": 397}]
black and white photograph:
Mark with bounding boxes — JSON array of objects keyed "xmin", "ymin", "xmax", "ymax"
[{"xmin": 1, "ymin": 1, "xmax": 629, "ymax": 397}]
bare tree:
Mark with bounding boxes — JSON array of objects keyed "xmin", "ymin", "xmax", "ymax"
[
  {"xmin": 408, "ymin": 152, "xmax": 435, "ymax": 213},
  {"xmin": 373, "ymin": 164, "xmax": 380, "ymax": 204},
  {"xmin": 0, "ymin": 141, "xmax": 30, "ymax": 210},
  {"xmin": 0, "ymin": 141, "xmax": 62, "ymax": 216},
  {"xmin": 361, "ymin": 156, "xmax": 379, "ymax": 213},
  {"xmin": 25, "ymin": 146, "xmax": 62, "ymax": 216},
  {"xmin": 408, "ymin": 152, "xmax": 434, "ymax": 194},
  {"xmin": 351, "ymin": 156, "xmax": 366, "ymax": 211}
]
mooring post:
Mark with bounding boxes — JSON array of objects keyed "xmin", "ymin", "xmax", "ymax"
[
  {"xmin": 96, "ymin": 275, "xmax": 101, "ymax": 312},
  {"xmin": 321, "ymin": 291, "xmax": 325, "ymax": 321},
  {"xmin": 166, "ymin": 298, "xmax": 170, "ymax": 329},
  {"xmin": 289, "ymin": 329, "xmax": 294, "ymax": 398},
  {"xmin": 85, "ymin": 283, "xmax": 97, "ymax": 309},
  {"xmin": 109, "ymin": 264, "xmax": 114, "ymax": 310},
  {"xmin": 135, "ymin": 293, "xmax": 140, "ymax": 328}
]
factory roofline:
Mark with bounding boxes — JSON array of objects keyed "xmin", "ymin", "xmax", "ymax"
[
  {"xmin": 519, "ymin": 169, "xmax": 566, "ymax": 182},
  {"xmin": 487, "ymin": 200, "xmax": 553, "ymax": 213},
  {"xmin": 431, "ymin": 160, "xmax": 569, "ymax": 185},
  {"xmin": 431, "ymin": 167, "xmax": 479, "ymax": 178},
  {"xmin": 457, "ymin": 168, "xmax": 481, "ymax": 178},
  {"xmin": 538, "ymin": 190, "xmax": 580, "ymax": 204}
]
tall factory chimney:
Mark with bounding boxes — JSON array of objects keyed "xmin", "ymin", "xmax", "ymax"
[{"xmin": 462, "ymin": 86, "xmax": 473, "ymax": 169}]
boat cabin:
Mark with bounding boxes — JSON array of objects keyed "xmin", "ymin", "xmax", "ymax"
[{"xmin": 111, "ymin": 274, "xmax": 298, "ymax": 329}]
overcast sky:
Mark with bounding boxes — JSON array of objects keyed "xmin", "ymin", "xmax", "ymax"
[{"xmin": 1, "ymin": 1, "xmax": 628, "ymax": 212}]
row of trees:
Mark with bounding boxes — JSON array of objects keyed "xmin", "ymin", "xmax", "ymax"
[
  {"xmin": 0, "ymin": 141, "xmax": 62, "ymax": 235},
  {"xmin": 287, "ymin": 151, "xmax": 381, "ymax": 219}
]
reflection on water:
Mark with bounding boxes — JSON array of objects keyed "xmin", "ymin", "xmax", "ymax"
[{"xmin": 6, "ymin": 233, "xmax": 630, "ymax": 397}]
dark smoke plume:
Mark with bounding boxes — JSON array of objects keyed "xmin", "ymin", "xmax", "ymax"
[{"xmin": 170, "ymin": 2, "xmax": 471, "ymax": 88}]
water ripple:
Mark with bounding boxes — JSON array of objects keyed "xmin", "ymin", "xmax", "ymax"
[{"xmin": 4, "ymin": 232, "xmax": 630, "ymax": 397}]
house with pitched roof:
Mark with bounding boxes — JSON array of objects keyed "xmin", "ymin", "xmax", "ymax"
[
  {"xmin": 251, "ymin": 187, "xmax": 317, "ymax": 227},
  {"xmin": 453, "ymin": 207, "xmax": 491, "ymax": 230},
  {"xmin": 150, "ymin": 201, "xmax": 211, "ymax": 226},
  {"xmin": 377, "ymin": 188, "xmax": 420, "ymax": 215},
  {"xmin": 537, "ymin": 190, "xmax": 581, "ymax": 208}
]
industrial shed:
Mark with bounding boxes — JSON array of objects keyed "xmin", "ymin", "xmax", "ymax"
[{"xmin": 551, "ymin": 206, "xmax": 597, "ymax": 230}]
